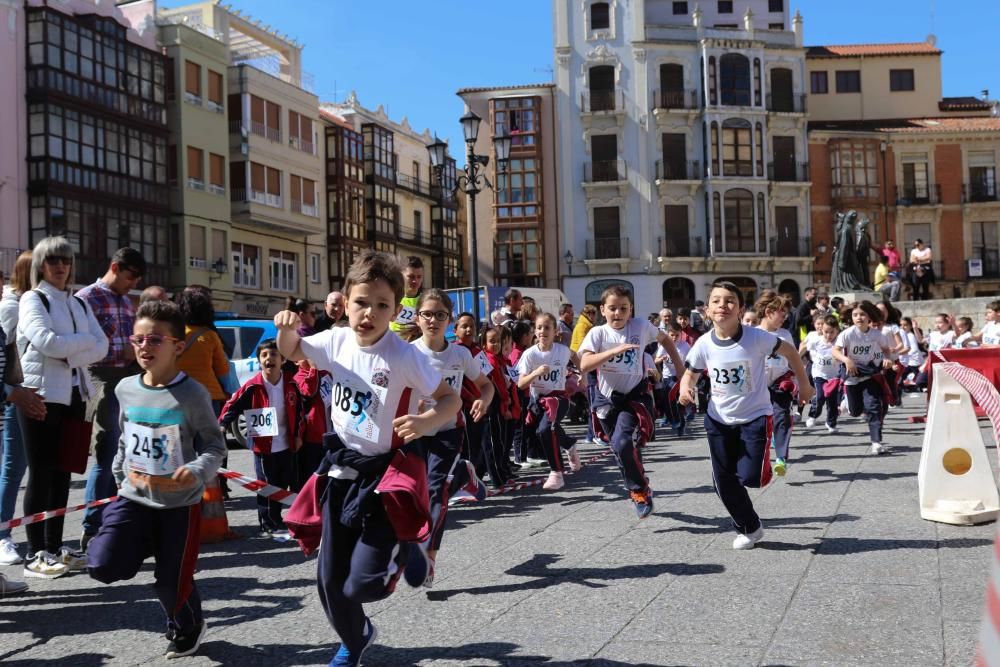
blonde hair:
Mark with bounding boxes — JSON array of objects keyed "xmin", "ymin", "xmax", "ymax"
[{"xmin": 10, "ymin": 250, "xmax": 33, "ymax": 294}]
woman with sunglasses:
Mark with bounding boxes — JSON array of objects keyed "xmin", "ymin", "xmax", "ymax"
[{"xmin": 17, "ymin": 237, "xmax": 108, "ymax": 579}]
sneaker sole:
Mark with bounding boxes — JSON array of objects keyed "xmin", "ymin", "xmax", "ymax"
[
  {"xmin": 23, "ymin": 564, "xmax": 68, "ymax": 579},
  {"xmin": 165, "ymin": 622, "xmax": 207, "ymax": 659}
]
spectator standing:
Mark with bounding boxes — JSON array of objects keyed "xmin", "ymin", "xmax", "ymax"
[
  {"xmin": 909, "ymin": 239, "xmax": 934, "ymax": 300},
  {"xmin": 492, "ymin": 288, "xmax": 524, "ymax": 326},
  {"xmin": 691, "ymin": 300, "xmax": 708, "ymax": 333},
  {"xmin": 287, "ymin": 298, "xmax": 317, "ymax": 338},
  {"xmin": 881, "ymin": 239, "xmax": 902, "ymax": 272},
  {"xmin": 556, "ymin": 303, "xmax": 574, "ymax": 346},
  {"xmin": 176, "ymin": 289, "xmax": 230, "ymax": 413},
  {"xmin": 139, "ymin": 285, "xmax": 169, "ymax": 304},
  {"xmin": 314, "ymin": 291, "xmax": 347, "ymax": 331},
  {"xmin": 77, "ymin": 247, "xmax": 144, "ymax": 549}
]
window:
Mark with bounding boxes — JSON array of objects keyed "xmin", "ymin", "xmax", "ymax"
[
  {"xmin": 496, "ymin": 158, "xmax": 541, "ymax": 219},
  {"xmin": 493, "ymin": 97, "xmax": 539, "ymax": 147},
  {"xmin": 890, "ymin": 69, "xmax": 915, "ymax": 92},
  {"xmin": 836, "ymin": 70, "xmax": 861, "ymax": 93},
  {"xmin": 208, "ymin": 153, "xmax": 225, "ymax": 194},
  {"xmin": 810, "ymin": 71, "xmax": 828, "ymax": 94},
  {"xmin": 971, "ymin": 222, "xmax": 1000, "ymax": 277},
  {"xmin": 186, "ymin": 146, "xmax": 203, "ymax": 190},
  {"xmin": 413, "ymin": 210, "xmax": 423, "ymax": 240},
  {"xmin": 288, "ymin": 110, "xmax": 314, "ymax": 154},
  {"xmin": 207, "ymin": 70, "xmax": 223, "ymax": 110},
  {"xmin": 309, "ymin": 253, "xmax": 321, "ymax": 284},
  {"xmin": 673, "ymin": 1, "xmax": 688, "ymax": 14},
  {"xmin": 249, "ymin": 162, "xmax": 282, "ymax": 207},
  {"xmin": 270, "ymin": 250, "xmax": 297, "ymax": 292},
  {"xmin": 769, "ymin": 22, "xmax": 784, "ymax": 29},
  {"xmin": 719, "ymin": 54, "xmax": 751, "ymax": 106},
  {"xmin": 288, "ymin": 175, "xmax": 316, "ymax": 215},
  {"xmin": 720, "ymin": 189, "xmax": 756, "ymax": 253},
  {"xmin": 969, "ymin": 155, "xmax": 997, "ymax": 201},
  {"xmin": 721, "ymin": 119, "xmax": 752, "ymax": 176},
  {"xmin": 587, "ymin": 66, "xmax": 616, "ymax": 112},
  {"xmin": 592, "ymin": 207, "xmax": 622, "ymax": 259},
  {"xmin": 718, "ymin": 1, "xmax": 734, "ymax": 13},
  {"xmin": 211, "ymin": 229, "xmax": 226, "ymax": 266},
  {"xmin": 768, "ymin": 0, "xmax": 783, "ymax": 11},
  {"xmin": 249, "ymin": 95, "xmax": 281, "ymax": 142},
  {"xmin": 901, "ymin": 159, "xmax": 929, "ymax": 201},
  {"xmin": 189, "ymin": 225, "xmax": 206, "ymax": 267},
  {"xmin": 590, "ymin": 2, "xmax": 610, "ymax": 30},
  {"xmin": 496, "ymin": 228, "xmax": 542, "ymax": 284},
  {"xmin": 663, "ymin": 205, "xmax": 690, "ymax": 255},
  {"xmin": 830, "ymin": 141, "xmax": 879, "ymax": 200},
  {"xmin": 184, "ymin": 60, "xmax": 201, "ymax": 102},
  {"xmin": 231, "ymin": 242, "xmax": 260, "ymax": 289}
]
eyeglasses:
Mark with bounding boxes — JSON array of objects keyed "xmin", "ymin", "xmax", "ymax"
[
  {"xmin": 128, "ymin": 334, "xmax": 179, "ymax": 348},
  {"xmin": 417, "ymin": 310, "xmax": 450, "ymax": 322},
  {"xmin": 119, "ymin": 265, "xmax": 143, "ymax": 280},
  {"xmin": 44, "ymin": 256, "xmax": 72, "ymax": 266}
]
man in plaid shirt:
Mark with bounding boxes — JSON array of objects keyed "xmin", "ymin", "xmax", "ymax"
[{"xmin": 76, "ymin": 247, "xmax": 145, "ymax": 549}]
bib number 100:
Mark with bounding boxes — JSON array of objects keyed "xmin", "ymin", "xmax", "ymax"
[{"xmin": 332, "ymin": 382, "xmax": 373, "ymax": 417}]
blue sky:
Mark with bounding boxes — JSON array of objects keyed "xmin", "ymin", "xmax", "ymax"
[{"xmin": 160, "ymin": 0, "xmax": 999, "ymax": 155}]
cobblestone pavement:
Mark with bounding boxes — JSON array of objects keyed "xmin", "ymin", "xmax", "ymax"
[{"xmin": 0, "ymin": 394, "xmax": 994, "ymax": 666}]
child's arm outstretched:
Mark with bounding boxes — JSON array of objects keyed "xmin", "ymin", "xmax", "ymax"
[
  {"xmin": 677, "ymin": 368, "xmax": 700, "ymax": 406},
  {"xmin": 777, "ymin": 341, "xmax": 815, "ymax": 405},
  {"xmin": 274, "ymin": 310, "xmax": 307, "ymax": 362},
  {"xmin": 392, "ymin": 382, "xmax": 462, "ymax": 443}
]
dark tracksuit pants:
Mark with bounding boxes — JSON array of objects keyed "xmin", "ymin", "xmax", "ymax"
[
  {"xmin": 418, "ymin": 428, "xmax": 463, "ymax": 551},
  {"xmin": 480, "ymin": 395, "xmax": 513, "ymax": 488},
  {"xmin": 88, "ymin": 497, "xmax": 203, "ymax": 636},
  {"xmin": 768, "ymin": 387, "xmax": 794, "ymax": 461},
  {"xmin": 808, "ymin": 377, "xmax": 840, "ymax": 426},
  {"xmin": 598, "ymin": 392, "xmax": 653, "ymax": 493},
  {"xmin": 463, "ymin": 409, "xmax": 487, "ymax": 478},
  {"xmin": 845, "ymin": 379, "xmax": 885, "ymax": 442},
  {"xmin": 317, "ymin": 478, "xmax": 405, "ymax": 655},
  {"xmin": 293, "ymin": 443, "xmax": 325, "ymax": 493},
  {"xmin": 527, "ymin": 395, "xmax": 573, "ymax": 473},
  {"xmin": 704, "ymin": 414, "xmax": 773, "ymax": 535},
  {"xmin": 254, "ymin": 449, "xmax": 293, "ymax": 531}
]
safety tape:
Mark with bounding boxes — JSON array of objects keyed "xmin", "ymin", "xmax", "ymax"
[
  {"xmin": 0, "ymin": 496, "xmax": 117, "ymax": 532},
  {"xmin": 217, "ymin": 468, "xmax": 297, "ymax": 506}
]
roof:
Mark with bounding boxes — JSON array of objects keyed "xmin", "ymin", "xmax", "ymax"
[
  {"xmin": 809, "ymin": 117, "xmax": 1000, "ymax": 134},
  {"xmin": 939, "ymin": 96, "xmax": 994, "ymax": 112},
  {"xmin": 806, "ymin": 42, "xmax": 942, "ymax": 58},
  {"xmin": 318, "ymin": 108, "xmax": 356, "ymax": 131},
  {"xmin": 456, "ymin": 82, "xmax": 555, "ymax": 95}
]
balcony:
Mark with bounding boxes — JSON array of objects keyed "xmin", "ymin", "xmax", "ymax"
[
  {"xmin": 581, "ymin": 89, "xmax": 623, "ymax": 113},
  {"xmin": 769, "ymin": 236, "xmax": 813, "ymax": 258},
  {"xmin": 766, "ymin": 93, "xmax": 807, "ymax": 113},
  {"xmin": 586, "ymin": 237, "xmax": 630, "ymax": 260},
  {"xmin": 655, "ymin": 160, "xmax": 702, "ymax": 181},
  {"xmin": 831, "ymin": 184, "xmax": 880, "ymax": 203},
  {"xmin": 969, "ymin": 252, "xmax": 1000, "ymax": 279},
  {"xmin": 396, "ymin": 172, "xmax": 434, "ymax": 199},
  {"xmin": 397, "ymin": 225, "xmax": 434, "ymax": 247},
  {"xmin": 207, "ymin": 183, "xmax": 226, "ymax": 196},
  {"xmin": 231, "ymin": 187, "xmax": 282, "ymax": 209},
  {"xmin": 768, "ymin": 162, "xmax": 810, "ymax": 183},
  {"xmin": 289, "ymin": 136, "xmax": 316, "ymax": 156},
  {"xmin": 896, "ymin": 184, "xmax": 941, "ymax": 206},
  {"xmin": 658, "ymin": 235, "xmax": 704, "ymax": 257},
  {"xmin": 186, "ymin": 177, "xmax": 205, "ymax": 192},
  {"xmin": 431, "ymin": 184, "xmax": 458, "ymax": 207},
  {"xmin": 583, "ymin": 159, "xmax": 627, "ymax": 183},
  {"xmin": 963, "ymin": 183, "xmax": 1000, "ymax": 204},
  {"xmin": 652, "ymin": 89, "xmax": 699, "ymax": 111},
  {"xmin": 291, "ymin": 199, "xmax": 318, "ymax": 217},
  {"xmin": 183, "ymin": 91, "xmax": 202, "ymax": 107},
  {"xmin": 229, "ymin": 119, "xmax": 281, "ymax": 143}
]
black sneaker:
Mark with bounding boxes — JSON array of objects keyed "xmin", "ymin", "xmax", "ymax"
[
  {"xmin": 403, "ymin": 543, "xmax": 429, "ymax": 588},
  {"xmin": 165, "ymin": 620, "xmax": 207, "ymax": 659}
]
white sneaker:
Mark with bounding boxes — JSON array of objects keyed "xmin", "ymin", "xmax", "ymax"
[
  {"xmin": 525, "ymin": 457, "xmax": 548, "ymax": 468},
  {"xmin": 870, "ymin": 442, "xmax": 887, "ymax": 455},
  {"xmin": 24, "ymin": 551, "xmax": 68, "ymax": 579},
  {"xmin": 0, "ymin": 537, "xmax": 23, "ymax": 565},
  {"xmin": 805, "ymin": 417, "xmax": 816, "ymax": 428},
  {"xmin": 733, "ymin": 526, "xmax": 764, "ymax": 550},
  {"xmin": 542, "ymin": 471, "xmax": 565, "ymax": 491},
  {"xmin": 567, "ymin": 444, "xmax": 582, "ymax": 472},
  {"xmin": 0, "ymin": 572, "xmax": 27, "ymax": 595},
  {"xmin": 58, "ymin": 546, "xmax": 88, "ymax": 571},
  {"xmin": 826, "ymin": 424, "xmax": 838, "ymax": 434}
]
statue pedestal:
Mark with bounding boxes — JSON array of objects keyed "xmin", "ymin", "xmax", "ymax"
[{"xmin": 831, "ymin": 291, "xmax": 882, "ymax": 304}]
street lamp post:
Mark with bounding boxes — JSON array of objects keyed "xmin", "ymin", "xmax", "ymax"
[{"xmin": 427, "ymin": 110, "xmax": 510, "ymax": 325}]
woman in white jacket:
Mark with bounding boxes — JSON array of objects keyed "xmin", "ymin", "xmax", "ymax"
[{"xmin": 18, "ymin": 237, "xmax": 108, "ymax": 579}]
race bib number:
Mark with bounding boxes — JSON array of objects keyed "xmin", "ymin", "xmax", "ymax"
[
  {"xmin": 507, "ymin": 366, "xmax": 520, "ymax": 383},
  {"xmin": 124, "ymin": 422, "xmax": 182, "ymax": 476},
  {"xmin": 601, "ymin": 348, "xmax": 640, "ymax": 375},
  {"xmin": 330, "ymin": 379, "xmax": 384, "ymax": 444},
  {"xmin": 395, "ymin": 305, "xmax": 416, "ymax": 326},
  {"xmin": 319, "ymin": 375, "xmax": 333, "ymax": 408},
  {"xmin": 475, "ymin": 351, "xmax": 494, "ymax": 376},
  {"xmin": 816, "ymin": 356, "xmax": 834, "ymax": 368},
  {"xmin": 531, "ymin": 366, "xmax": 564, "ymax": 394},
  {"xmin": 709, "ymin": 360, "xmax": 752, "ymax": 397},
  {"xmin": 245, "ymin": 407, "xmax": 279, "ymax": 437}
]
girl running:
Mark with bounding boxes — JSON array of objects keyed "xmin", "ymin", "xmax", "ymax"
[
  {"xmin": 803, "ymin": 315, "xmax": 843, "ymax": 433},
  {"xmin": 754, "ymin": 292, "xmax": 796, "ymax": 477}
]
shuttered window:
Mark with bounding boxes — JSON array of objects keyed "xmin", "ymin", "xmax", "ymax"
[{"xmin": 184, "ymin": 60, "xmax": 201, "ymax": 96}]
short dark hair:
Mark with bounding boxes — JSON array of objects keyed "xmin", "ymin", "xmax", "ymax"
[
  {"xmin": 879, "ymin": 255, "xmax": 889, "ymax": 264},
  {"xmin": 135, "ymin": 300, "xmax": 184, "ymax": 339},
  {"xmin": 256, "ymin": 338, "xmax": 280, "ymax": 360},
  {"xmin": 822, "ymin": 315, "xmax": 840, "ymax": 330},
  {"xmin": 504, "ymin": 288, "xmax": 522, "ymax": 305},
  {"xmin": 113, "ymin": 247, "xmax": 146, "ymax": 276},
  {"xmin": 344, "ymin": 251, "xmax": 405, "ymax": 303},
  {"xmin": 406, "ymin": 256, "xmax": 424, "ymax": 270},
  {"xmin": 559, "ymin": 303, "xmax": 574, "ymax": 315},
  {"xmin": 709, "ymin": 280, "xmax": 745, "ymax": 308},
  {"xmin": 599, "ymin": 284, "xmax": 633, "ymax": 305},
  {"xmin": 677, "ymin": 307, "xmax": 692, "ymax": 317},
  {"xmin": 177, "ymin": 288, "xmax": 216, "ymax": 328},
  {"xmin": 286, "ymin": 297, "xmax": 310, "ymax": 314}
]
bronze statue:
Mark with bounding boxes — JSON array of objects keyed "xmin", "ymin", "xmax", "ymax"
[{"xmin": 830, "ymin": 210, "xmax": 872, "ymax": 292}]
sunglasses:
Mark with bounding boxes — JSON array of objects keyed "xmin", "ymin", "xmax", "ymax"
[
  {"xmin": 129, "ymin": 334, "xmax": 179, "ymax": 348},
  {"xmin": 44, "ymin": 256, "xmax": 73, "ymax": 266},
  {"xmin": 119, "ymin": 265, "xmax": 143, "ymax": 280},
  {"xmin": 418, "ymin": 310, "xmax": 450, "ymax": 322}
]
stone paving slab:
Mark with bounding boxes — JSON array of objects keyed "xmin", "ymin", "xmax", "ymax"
[{"xmin": 0, "ymin": 397, "xmax": 996, "ymax": 665}]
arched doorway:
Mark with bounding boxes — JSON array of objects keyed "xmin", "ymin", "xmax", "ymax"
[
  {"xmin": 718, "ymin": 276, "xmax": 758, "ymax": 307},
  {"xmin": 662, "ymin": 277, "xmax": 695, "ymax": 309},
  {"xmin": 778, "ymin": 279, "xmax": 801, "ymax": 307},
  {"xmin": 585, "ymin": 278, "xmax": 633, "ymax": 308}
]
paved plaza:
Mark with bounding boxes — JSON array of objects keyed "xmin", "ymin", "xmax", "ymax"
[{"xmin": 0, "ymin": 395, "xmax": 995, "ymax": 666}]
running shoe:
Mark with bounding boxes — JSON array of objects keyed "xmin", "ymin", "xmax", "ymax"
[
  {"xmin": 165, "ymin": 620, "xmax": 207, "ymax": 659},
  {"xmin": 542, "ymin": 471, "xmax": 564, "ymax": 491},
  {"xmin": 0, "ymin": 537, "xmax": 23, "ymax": 565},
  {"xmin": 773, "ymin": 458, "xmax": 787, "ymax": 477},
  {"xmin": 567, "ymin": 444, "xmax": 582, "ymax": 472},
  {"xmin": 826, "ymin": 424, "xmax": 838, "ymax": 434},
  {"xmin": 0, "ymin": 572, "xmax": 27, "ymax": 596},
  {"xmin": 733, "ymin": 526, "xmax": 764, "ymax": 550},
  {"xmin": 79, "ymin": 532, "xmax": 94, "ymax": 554},
  {"xmin": 630, "ymin": 489, "xmax": 653, "ymax": 519},
  {"xmin": 525, "ymin": 457, "xmax": 548, "ymax": 468},
  {"xmin": 805, "ymin": 417, "xmax": 816, "ymax": 428},
  {"xmin": 403, "ymin": 543, "xmax": 430, "ymax": 588},
  {"xmin": 58, "ymin": 546, "xmax": 88, "ymax": 571},
  {"xmin": 461, "ymin": 462, "xmax": 488, "ymax": 501},
  {"xmin": 330, "ymin": 617, "xmax": 378, "ymax": 667},
  {"xmin": 422, "ymin": 557, "xmax": 436, "ymax": 589},
  {"xmin": 24, "ymin": 551, "xmax": 68, "ymax": 579},
  {"xmin": 870, "ymin": 442, "xmax": 887, "ymax": 455}
]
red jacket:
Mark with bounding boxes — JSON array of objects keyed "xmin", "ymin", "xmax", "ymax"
[
  {"xmin": 219, "ymin": 370, "xmax": 302, "ymax": 455},
  {"xmin": 484, "ymin": 348, "xmax": 521, "ymax": 420},
  {"xmin": 293, "ymin": 366, "xmax": 330, "ymax": 445}
]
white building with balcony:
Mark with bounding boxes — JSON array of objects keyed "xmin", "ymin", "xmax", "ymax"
[{"xmin": 556, "ymin": 0, "xmax": 814, "ymax": 314}]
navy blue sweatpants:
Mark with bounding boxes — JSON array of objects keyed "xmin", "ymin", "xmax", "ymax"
[
  {"xmin": 417, "ymin": 428, "xmax": 463, "ymax": 551},
  {"xmin": 704, "ymin": 414, "xmax": 773, "ymax": 535},
  {"xmin": 598, "ymin": 393, "xmax": 653, "ymax": 493},
  {"xmin": 808, "ymin": 377, "xmax": 840, "ymax": 426},
  {"xmin": 845, "ymin": 379, "xmax": 885, "ymax": 442},
  {"xmin": 768, "ymin": 387, "xmax": 794, "ymax": 461},
  {"xmin": 88, "ymin": 497, "xmax": 203, "ymax": 636},
  {"xmin": 254, "ymin": 449, "xmax": 293, "ymax": 531}
]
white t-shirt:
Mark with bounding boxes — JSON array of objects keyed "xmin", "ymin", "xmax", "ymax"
[
  {"xmin": 686, "ymin": 325, "xmax": 779, "ymax": 424},
  {"xmin": 579, "ymin": 319, "xmax": 661, "ymax": 396},
  {"xmin": 801, "ymin": 330, "xmax": 821, "ymax": 350},
  {"xmin": 879, "ymin": 324, "xmax": 901, "ymax": 360},
  {"xmin": 807, "ymin": 337, "xmax": 842, "ymax": 381},
  {"xmin": 262, "ymin": 375, "xmax": 289, "ymax": 453},
  {"xmin": 835, "ymin": 326, "xmax": 886, "ymax": 385},
  {"xmin": 412, "ymin": 338, "xmax": 480, "ymax": 432},
  {"xmin": 760, "ymin": 326, "xmax": 794, "ymax": 385},
  {"xmin": 299, "ymin": 327, "xmax": 441, "ymax": 461},
  {"xmin": 928, "ymin": 330, "xmax": 955, "ymax": 352},
  {"xmin": 954, "ymin": 331, "xmax": 976, "ymax": 348},
  {"xmin": 658, "ymin": 339, "xmax": 691, "ymax": 379},
  {"xmin": 982, "ymin": 321, "xmax": 1000, "ymax": 347},
  {"xmin": 899, "ymin": 330, "xmax": 925, "ymax": 367},
  {"xmin": 515, "ymin": 343, "xmax": 572, "ymax": 397}
]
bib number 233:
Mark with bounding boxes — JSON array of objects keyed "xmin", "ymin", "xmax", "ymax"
[{"xmin": 124, "ymin": 423, "xmax": 181, "ymax": 476}]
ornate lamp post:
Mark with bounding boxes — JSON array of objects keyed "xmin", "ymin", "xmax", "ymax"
[{"xmin": 428, "ymin": 110, "xmax": 511, "ymax": 324}]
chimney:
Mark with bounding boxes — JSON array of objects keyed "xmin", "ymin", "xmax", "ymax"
[{"xmin": 792, "ymin": 10, "xmax": 804, "ymax": 48}]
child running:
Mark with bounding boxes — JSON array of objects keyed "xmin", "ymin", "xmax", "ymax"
[
  {"xmin": 654, "ymin": 322, "xmax": 690, "ymax": 436},
  {"xmin": 406, "ymin": 290, "xmax": 494, "ymax": 587},
  {"xmin": 754, "ymin": 292, "xmax": 795, "ymax": 477},
  {"xmin": 975, "ymin": 301, "xmax": 1000, "ymax": 347},
  {"xmin": 87, "ymin": 300, "xmax": 224, "ymax": 658},
  {"xmin": 803, "ymin": 315, "xmax": 843, "ymax": 433},
  {"xmin": 679, "ymin": 281, "xmax": 812, "ymax": 549},
  {"xmin": 578, "ymin": 285, "xmax": 685, "ymax": 518},
  {"xmin": 274, "ymin": 251, "xmax": 461, "ymax": 667},
  {"xmin": 832, "ymin": 301, "xmax": 894, "ymax": 455},
  {"xmin": 516, "ymin": 312, "xmax": 580, "ymax": 491}
]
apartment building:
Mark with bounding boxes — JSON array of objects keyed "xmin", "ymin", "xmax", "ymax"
[
  {"xmin": 457, "ymin": 84, "xmax": 560, "ymax": 289},
  {"xmin": 806, "ymin": 40, "xmax": 1000, "ymax": 296},
  {"xmin": 320, "ymin": 94, "xmax": 463, "ymax": 291},
  {"xmin": 554, "ymin": 0, "xmax": 813, "ymax": 315},
  {"xmin": 160, "ymin": 2, "xmax": 326, "ymax": 317}
]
